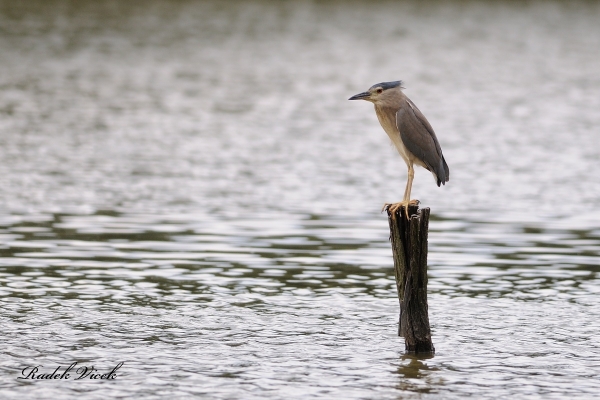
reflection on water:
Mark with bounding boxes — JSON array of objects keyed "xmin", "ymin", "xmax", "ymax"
[
  {"xmin": 1, "ymin": 0, "xmax": 600, "ymax": 398},
  {"xmin": 396, "ymin": 354, "xmax": 441, "ymax": 394},
  {"xmin": 2, "ymin": 212, "xmax": 598, "ymax": 303},
  {"xmin": 2, "ymin": 211, "xmax": 600, "ymax": 398}
]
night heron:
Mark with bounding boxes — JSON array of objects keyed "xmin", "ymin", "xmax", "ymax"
[{"xmin": 349, "ymin": 81, "xmax": 449, "ymax": 217}]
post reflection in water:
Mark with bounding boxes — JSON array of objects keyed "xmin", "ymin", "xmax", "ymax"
[
  {"xmin": 1, "ymin": 0, "xmax": 600, "ymax": 399},
  {"xmin": 395, "ymin": 354, "xmax": 442, "ymax": 395}
]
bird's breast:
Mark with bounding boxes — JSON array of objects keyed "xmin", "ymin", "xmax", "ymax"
[{"xmin": 375, "ymin": 106, "xmax": 415, "ymax": 166}]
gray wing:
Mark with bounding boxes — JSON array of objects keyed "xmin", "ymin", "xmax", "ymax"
[{"xmin": 396, "ymin": 98, "xmax": 449, "ymax": 186}]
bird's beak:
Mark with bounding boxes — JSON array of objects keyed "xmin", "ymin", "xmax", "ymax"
[{"xmin": 348, "ymin": 91, "xmax": 371, "ymax": 101}]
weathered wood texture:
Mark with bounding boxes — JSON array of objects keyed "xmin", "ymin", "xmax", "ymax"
[{"xmin": 386, "ymin": 204, "xmax": 435, "ymax": 354}]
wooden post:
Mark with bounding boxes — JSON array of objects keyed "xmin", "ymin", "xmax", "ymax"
[{"xmin": 386, "ymin": 204, "xmax": 435, "ymax": 354}]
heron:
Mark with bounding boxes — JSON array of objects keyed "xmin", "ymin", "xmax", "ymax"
[{"xmin": 349, "ymin": 81, "xmax": 449, "ymax": 218}]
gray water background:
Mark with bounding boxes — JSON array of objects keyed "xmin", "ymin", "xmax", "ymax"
[{"xmin": 1, "ymin": 0, "xmax": 600, "ymax": 398}]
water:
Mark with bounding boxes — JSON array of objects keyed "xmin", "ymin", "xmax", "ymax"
[{"xmin": 1, "ymin": 0, "xmax": 600, "ymax": 398}]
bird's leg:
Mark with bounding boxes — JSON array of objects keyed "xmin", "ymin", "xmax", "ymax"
[
  {"xmin": 403, "ymin": 165, "xmax": 414, "ymax": 203},
  {"xmin": 383, "ymin": 165, "xmax": 419, "ymax": 219}
]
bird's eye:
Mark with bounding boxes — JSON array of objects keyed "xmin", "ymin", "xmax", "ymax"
[{"xmin": 376, "ymin": 88, "xmax": 383, "ymax": 94}]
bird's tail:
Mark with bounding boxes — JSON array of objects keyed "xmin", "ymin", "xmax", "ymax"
[{"xmin": 436, "ymin": 156, "xmax": 449, "ymax": 187}]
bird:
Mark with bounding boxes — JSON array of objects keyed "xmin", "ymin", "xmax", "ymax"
[{"xmin": 349, "ymin": 81, "xmax": 449, "ymax": 218}]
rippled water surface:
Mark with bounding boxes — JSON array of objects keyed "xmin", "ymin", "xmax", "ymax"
[{"xmin": 1, "ymin": 0, "xmax": 600, "ymax": 398}]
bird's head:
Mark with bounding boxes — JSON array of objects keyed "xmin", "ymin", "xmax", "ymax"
[{"xmin": 348, "ymin": 81, "xmax": 404, "ymax": 105}]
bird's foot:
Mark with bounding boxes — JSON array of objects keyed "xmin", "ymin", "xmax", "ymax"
[{"xmin": 382, "ymin": 199, "xmax": 420, "ymax": 219}]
